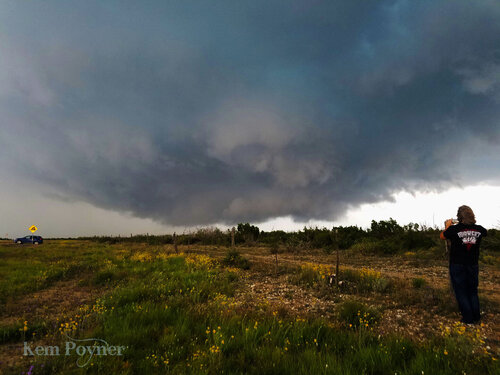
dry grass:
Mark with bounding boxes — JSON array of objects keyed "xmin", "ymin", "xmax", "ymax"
[{"xmin": 1, "ymin": 241, "xmax": 498, "ymax": 373}]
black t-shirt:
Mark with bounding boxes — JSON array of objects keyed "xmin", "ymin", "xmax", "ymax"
[{"xmin": 443, "ymin": 223, "xmax": 488, "ymax": 265}]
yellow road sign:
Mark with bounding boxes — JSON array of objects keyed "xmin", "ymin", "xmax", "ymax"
[{"xmin": 29, "ymin": 225, "xmax": 38, "ymax": 233}]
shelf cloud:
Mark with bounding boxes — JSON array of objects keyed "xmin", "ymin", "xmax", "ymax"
[{"xmin": 1, "ymin": 0, "xmax": 499, "ymax": 226}]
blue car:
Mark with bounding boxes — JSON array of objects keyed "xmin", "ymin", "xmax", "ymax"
[{"xmin": 14, "ymin": 235, "xmax": 44, "ymax": 245}]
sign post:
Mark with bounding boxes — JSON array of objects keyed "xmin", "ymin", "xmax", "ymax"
[{"xmin": 29, "ymin": 225, "xmax": 38, "ymax": 245}]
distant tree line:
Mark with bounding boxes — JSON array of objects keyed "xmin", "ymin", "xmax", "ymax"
[{"xmin": 75, "ymin": 218, "xmax": 499, "ymax": 255}]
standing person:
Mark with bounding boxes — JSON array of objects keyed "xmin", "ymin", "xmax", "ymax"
[{"xmin": 440, "ymin": 205, "xmax": 487, "ymax": 324}]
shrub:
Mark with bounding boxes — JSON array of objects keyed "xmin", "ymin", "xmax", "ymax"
[
  {"xmin": 482, "ymin": 229, "xmax": 500, "ymax": 252},
  {"xmin": 334, "ymin": 225, "xmax": 368, "ymax": 249},
  {"xmin": 222, "ymin": 250, "xmax": 251, "ymax": 270},
  {"xmin": 369, "ymin": 218, "xmax": 403, "ymax": 239},
  {"xmin": 311, "ymin": 230, "xmax": 334, "ymax": 249},
  {"xmin": 349, "ymin": 239, "xmax": 379, "ymax": 254},
  {"xmin": 259, "ymin": 230, "xmax": 289, "ymax": 246},
  {"xmin": 349, "ymin": 238, "xmax": 400, "ymax": 255},
  {"xmin": 236, "ymin": 223, "xmax": 260, "ymax": 244},
  {"xmin": 401, "ymin": 231, "xmax": 436, "ymax": 251},
  {"xmin": 189, "ymin": 227, "xmax": 230, "ymax": 246}
]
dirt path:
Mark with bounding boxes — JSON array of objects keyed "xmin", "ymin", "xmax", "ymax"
[
  {"xmin": 0, "ymin": 278, "xmax": 105, "ymax": 369},
  {"xmin": 1, "ymin": 278, "xmax": 100, "ymax": 326}
]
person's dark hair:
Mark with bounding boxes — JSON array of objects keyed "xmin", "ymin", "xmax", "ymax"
[{"xmin": 457, "ymin": 205, "xmax": 476, "ymax": 225}]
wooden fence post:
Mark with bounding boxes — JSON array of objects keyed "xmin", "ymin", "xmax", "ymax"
[
  {"xmin": 335, "ymin": 229, "xmax": 339, "ymax": 287},
  {"xmin": 173, "ymin": 232, "xmax": 178, "ymax": 254},
  {"xmin": 231, "ymin": 227, "xmax": 235, "ymax": 249}
]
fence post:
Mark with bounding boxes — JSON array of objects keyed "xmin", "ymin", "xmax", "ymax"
[
  {"xmin": 173, "ymin": 232, "xmax": 178, "ymax": 254},
  {"xmin": 231, "ymin": 227, "xmax": 235, "ymax": 249},
  {"xmin": 335, "ymin": 229, "xmax": 339, "ymax": 287}
]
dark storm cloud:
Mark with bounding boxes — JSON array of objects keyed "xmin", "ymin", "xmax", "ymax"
[{"xmin": 1, "ymin": 0, "xmax": 499, "ymax": 225}]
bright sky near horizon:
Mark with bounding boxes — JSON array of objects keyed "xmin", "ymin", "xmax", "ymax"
[
  {"xmin": 1, "ymin": 180, "xmax": 498, "ymax": 238},
  {"xmin": 1, "ymin": 1, "xmax": 500, "ymax": 238},
  {"xmin": 258, "ymin": 185, "xmax": 500, "ymax": 232}
]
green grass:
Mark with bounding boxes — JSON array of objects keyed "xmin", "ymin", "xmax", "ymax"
[
  {"xmin": 412, "ymin": 277, "xmax": 427, "ymax": 289},
  {"xmin": 1, "ymin": 241, "xmax": 498, "ymax": 374},
  {"xmin": 337, "ymin": 300, "xmax": 381, "ymax": 328},
  {"xmin": 341, "ymin": 268, "xmax": 391, "ymax": 294},
  {"xmin": 0, "ymin": 242, "xmax": 103, "ymax": 306}
]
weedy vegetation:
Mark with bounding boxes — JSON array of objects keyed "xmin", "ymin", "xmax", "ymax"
[{"xmin": 1, "ymin": 221, "xmax": 498, "ymax": 374}]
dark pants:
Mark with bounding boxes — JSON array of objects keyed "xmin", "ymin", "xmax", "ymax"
[{"xmin": 449, "ymin": 263, "xmax": 480, "ymax": 324}]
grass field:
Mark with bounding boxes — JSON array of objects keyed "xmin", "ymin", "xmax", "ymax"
[{"xmin": 0, "ymin": 240, "xmax": 499, "ymax": 374}]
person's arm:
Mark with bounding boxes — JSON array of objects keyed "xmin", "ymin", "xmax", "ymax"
[{"xmin": 440, "ymin": 219, "xmax": 454, "ymax": 240}]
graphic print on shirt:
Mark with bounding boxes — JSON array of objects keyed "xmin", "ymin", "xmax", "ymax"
[{"xmin": 457, "ymin": 230, "xmax": 481, "ymax": 251}]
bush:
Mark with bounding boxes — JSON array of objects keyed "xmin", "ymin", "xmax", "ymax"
[
  {"xmin": 222, "ymin": 250, "xmax": 251, "ymax": 270},
  {"xmin": 311, "ymin": 230, "xmax": 334, "ymax": 249},
  {"xmin": 334, "ymin": 226, "xmax": 368, "ymax": 249},
  {"xmin": 401, "ymin": 231, "xmax": 436, "ymax": 250},
  {"xmin": 349, "ymin": 238, "xmax": 400, "ymax": 255},
  {"xmin": 188, "ymin": 227, "xmax": 230, "ymax": 246},
  {"xmin": 259, "ymin": 230, "xmax": 289, "ymax": 246},
  {"xmin": 369, "ymin": 218, "xmax": 403, "ymax": 239},
  {"xmin": 236, "ymin": 223, "xmax": 260, "ymax": 244},
  {"xmin": 482, "ymin": 229, "xmax": 500, "ymax": 252}
]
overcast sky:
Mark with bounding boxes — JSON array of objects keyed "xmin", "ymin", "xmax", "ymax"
[{"xmin": 1, "ymin": 1, "xmax": 499, "ymax": 237}]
